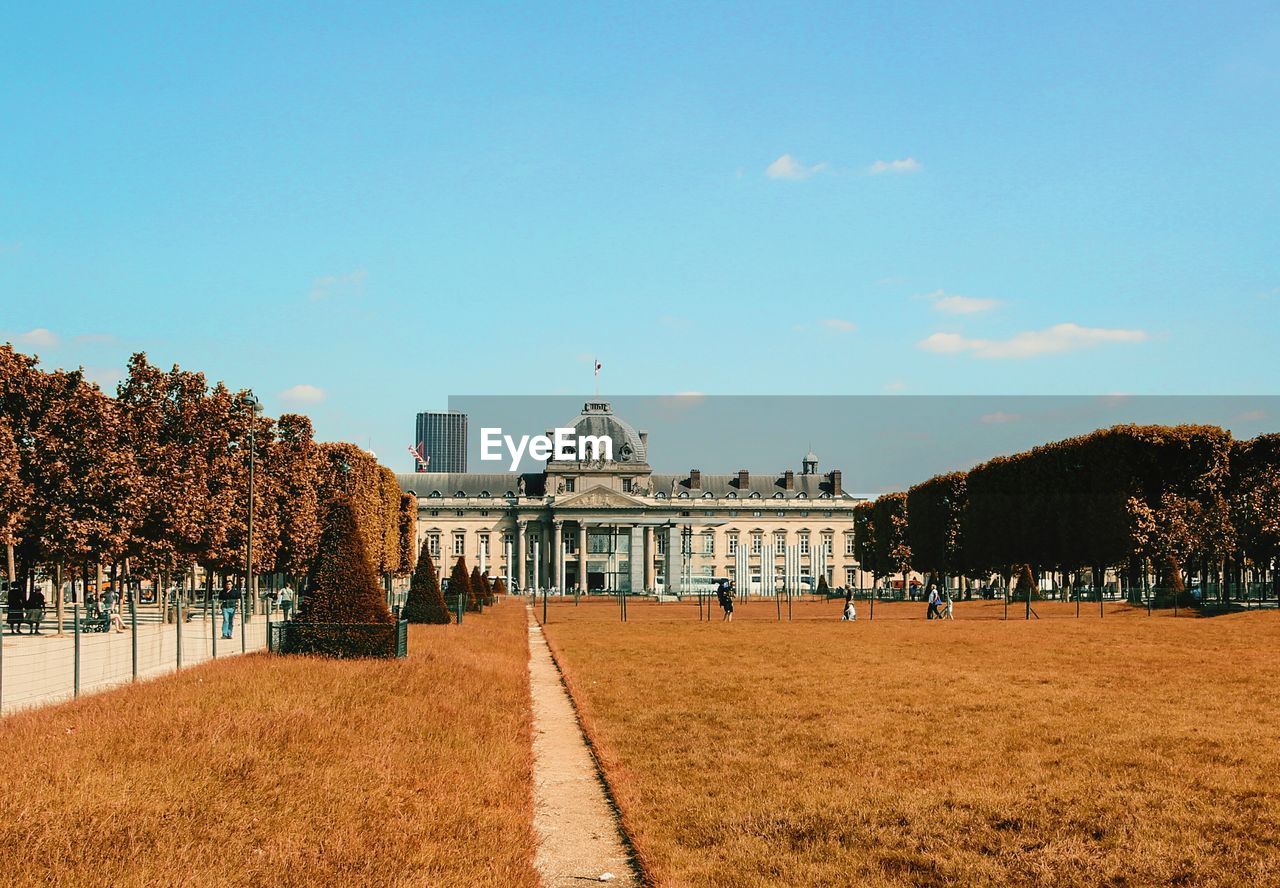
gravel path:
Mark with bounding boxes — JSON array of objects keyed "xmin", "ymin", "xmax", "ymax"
[{"xmin": 528, "ymin": 609, "xmax": 640, "ymax": 887}]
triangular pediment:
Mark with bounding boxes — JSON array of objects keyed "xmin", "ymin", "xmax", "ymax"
[{"xmin": 554, "ymin": 484, "xmax": 647, "ymax": 509}]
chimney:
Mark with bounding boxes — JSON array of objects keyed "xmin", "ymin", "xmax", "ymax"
[
  {"xmin": 830, "ymin": 470, "xmax": 843, "ymax": 496},
  {"xmin": 783, "ymin": 470, "xmax": 795, "ymax": 490},
  {"xmin": 689, "ymin": 469, "xmax": 701, "ymax": 489},
  {"xmin": 737, "ymin": 469, "xmax": 749, "ymax": 489}
]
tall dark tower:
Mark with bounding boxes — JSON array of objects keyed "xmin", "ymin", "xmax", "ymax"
[{"xmin": 414, "ymin": 411, "xmax": 468, "ymax": 473}]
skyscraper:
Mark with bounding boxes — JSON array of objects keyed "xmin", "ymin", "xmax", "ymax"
[{"xmin": 414, "ymin": 411, "xmax": 468, "ymax": 473}]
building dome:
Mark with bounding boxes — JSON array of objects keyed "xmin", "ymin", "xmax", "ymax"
[
  {"xmin": 554, "ymin": 401, "xmax": 648, "ymax": 464},
  {"xmin": 802, "ymin": 450, "xmax": 819, "ymax": 474}
]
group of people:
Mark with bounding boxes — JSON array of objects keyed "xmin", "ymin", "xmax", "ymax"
[
  {"xmin": 926, "ymin": 585, "xmax": 955, "ymax": 620},
  {"xmin": 4, "ymin": 580, "xmax": 46, "ymax": 635}
]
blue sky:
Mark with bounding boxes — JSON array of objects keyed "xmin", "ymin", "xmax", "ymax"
[{"xmin": 2, "ymin": 2, "xmax": 1277, "ymax": 472}]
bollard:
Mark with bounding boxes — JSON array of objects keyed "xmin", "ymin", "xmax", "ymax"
[{"xmin": 73, "ymin": 601, "xmax": 81, "ymax": 698}]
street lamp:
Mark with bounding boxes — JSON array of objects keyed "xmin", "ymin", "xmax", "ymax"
[{"xmin": 239, "ymin": 392, "xmax": 262, "ymax": 652}]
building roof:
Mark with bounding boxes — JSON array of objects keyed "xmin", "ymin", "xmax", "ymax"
[
  {"xmin": 397, "ymin": 472, "xmax": 545, "ymax": 498},
  {"xmin": 649, "ymin": 472, "xmax": 852, "ymax": 501}
]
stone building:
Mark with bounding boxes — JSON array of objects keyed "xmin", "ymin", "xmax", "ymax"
[{"xmin": 397, "ymin": 402, "xmax": 869, "ymax": 594}]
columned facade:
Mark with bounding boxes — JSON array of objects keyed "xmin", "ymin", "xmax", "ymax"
[{"xmin": 399, "ymin": 402, "xmax": 867, "ymax": 595}]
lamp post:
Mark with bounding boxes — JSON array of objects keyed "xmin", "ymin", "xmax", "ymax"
[{"xmin": 240, "ymin": 392, "xmax": 262, "ymax": 653}]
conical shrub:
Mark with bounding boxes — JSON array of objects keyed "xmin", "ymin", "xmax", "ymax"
[
  {"xmin": 304, "ymin": 498, "xmax": 395, "ymax": 625},
  {"xmin": 402, "ymin": 550, "xmax": 451, "ymax": 624},
  {"xmin": 468, "ymin": 565, "xmax": 485, "ymax": 613},
  {"xmin": 480, "ymin": 571, "xmax": 494, "ymax": 605},
  {"xmin": 492, "ymin": 577, "xmax": 507, "ymax": 598},
  {"xmin": 450, "ymin": 557, "xmax": 477, "ymax": 614}
]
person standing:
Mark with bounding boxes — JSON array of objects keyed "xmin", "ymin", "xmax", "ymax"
[
  {"xmin": 926, "ymin": 585, "xmax": 940, "ymax": 620},
  {"xmin": 723, "ymin": 579, "xmax": 735, "ymax": 622},
  {"xmin": 5, "ymin": 580, "xmax": 24, "ymax": 635},
  {"xmin": 278, "ymin": 584, "xmax": 294, "ymax": 621},
  {"xmin": 25, "ymin": 585, "xmax": 46, "ymax": 635},
  {"xmin": 219, "ymin": 579, "xmax": 238, "ymax": 639},
  {"xmin": 942, "ymin": 589, "xmax": 955, "ymax": 620}
]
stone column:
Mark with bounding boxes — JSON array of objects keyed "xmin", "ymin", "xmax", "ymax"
[
  {"xmin": 628, "ymin": 525, "xmax": 644, "ymax": 593},
  {"xmin": 664, "ymin": 525, "xmax": 685, "ymax": 596},
  {"xmin": 553, "ymin": 520, "xmax": 564, "ymax": 593},
  {"xmin": 643, "ymin": 525, "xmax": 655, "ymax": 591},
  {"xmin": 518, "ymin": 521, "xmax": 528, "ymax": 591},
  {"xmin": 577, "ymin": 523, "xmax": 588, "ymax": 593}
]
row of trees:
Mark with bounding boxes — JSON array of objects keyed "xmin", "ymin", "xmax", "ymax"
[
  {"xmin": 855, "ymin": 424, "xmax": 1280, "ymax": 598},
  {"xmin": 0, "ymin": 345, "xmax": 414, "ymax": 605},
  {"xmin": 402, "ymin": 550, "xmax": 503, "ymax": 624}
]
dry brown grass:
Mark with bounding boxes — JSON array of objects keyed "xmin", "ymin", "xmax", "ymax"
[
  {"xmin": 0, "ymin": 599, "xmax": 538, "ymax": 888},
  {"xmin": 542, "ymin": 599, "xmax": 1280, "ymax": 887}
]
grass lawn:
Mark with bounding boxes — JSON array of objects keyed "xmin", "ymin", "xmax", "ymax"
[
  {"xmin": 542, "ymin": 599, "xmax": 1280, "ymax": 887},
  {"xmin": 0, "ymin": 599, "xmax": 538, "ymax": 888}
]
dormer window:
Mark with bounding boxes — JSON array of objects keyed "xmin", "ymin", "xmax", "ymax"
[
  {"xmin": 702, "ymin": 491, "xmax": 713, "ymax": 499},
  {"xmin": 727, "ymin": 491, "xmax": 737, "ymax": 499},
  {"xmin": 773, "ymin": 492, "xmax": 784, "ymax": 499},
  {"xmin": 656, "ymin": 491, "xmax": 667, "ymax": 499},
  {"xmin": 429, "ymin": 491, "xmax": 441, "ymax": 498},
  {"xmin": 678, "ymin": 491, "xmax": 689, "ymax": 499},
  {"xmin": 749, "ymin": 491, "xmax": 761, "ymax": 499},
  {"xmin": 479, "ymin": 491, "xmax": 491, "ymax": 498},
  {"xmin": 455, "ymin": 491, "xmax": 466, "ymax": 498}
]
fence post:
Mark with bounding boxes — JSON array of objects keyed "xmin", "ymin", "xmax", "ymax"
[
  {"xmin": 130, "ymin": 592, "xmax": 138, "ymax": 681},
  {"xmin": 73, "ymin": 600, "xmax": 80, "ymax": 698},
  {"xmin": 240, "ymin": 592, "xmax": 246, "ymax": 654},
  {"xmin": 176, "ymin": 599, "xmax": 183, "ymax": 670},
  {"xmin": 212, "ymin": 593, "xmax": 217, "ymax": 659}
]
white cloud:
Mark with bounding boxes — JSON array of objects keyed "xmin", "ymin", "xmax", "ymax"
[
  {"xmin": 766, "ymin": 154, "xmax": 827, "ymax": 180},
  {"xmin": 820, "ymin": 318, "xmax": 857, "ymax": 333},
  {"xmin": 10, "ymin": 327, "xmax": 60, "ymax": 348},
  {"xmin": 883, "ymin": 380, "xmax": 907, "ymax": 393},
  {"xmin": 83, "ymin": 366, "xmax": 122, "ymax": 390},
  {"xmin": 918, "ymin": 323, "xmax": 1148, "ymax": 359},
  {"xmin": 279, "ymin": 384, "xmax": 327, "ymax": 404},
  {"xmin": 926, "ymin": 289, "xmax": 999, "ymax": 314},
  {"xmin": 868, "ymin": 157, "xmax": 921, "ymax": 175},
  {"xmin": 310, "ymin": 268, "xmax": 367, "ymax": 301}
]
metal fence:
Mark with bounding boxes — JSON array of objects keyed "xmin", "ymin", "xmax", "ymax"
[{"xmin": 0, "ymin": 596, "xmax": 273, "ymax": 716}]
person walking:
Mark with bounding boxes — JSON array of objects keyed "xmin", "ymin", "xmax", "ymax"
[
  {"xmin": 842, "ymin": 589, "xmax": 857, "ymax": 622},
  {"xmin": 941, "ymin": 589, "xmax": 955, "ymax": 620},
  {"xmin": 723, "ymin": 580, "xmax": 736, "ymax": 622},
  {"xmin": 926, "ymin": 585, "xmax": 940, "ymax": 620},
  {"xmin": 219, "ymin": 579, "xmax": 238, "ymax": 639},
  {"xmin": 25, "ymin": 585, "xmax": 46, "ymax": 634},
  {"xmin": 278, "ymin": 584, "xmax": 294, "ymax": 621}
]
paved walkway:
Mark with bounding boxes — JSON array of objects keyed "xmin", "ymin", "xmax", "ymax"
[
  {"xmin": 1, "ymin": 612, "xmax": 270, "ymax": 715},
  {"xmin": 528, "ymin": 608, "xmax": 639, "ymax": 887}
]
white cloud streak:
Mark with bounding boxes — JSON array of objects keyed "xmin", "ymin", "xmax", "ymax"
[
  {"xmin": 918, "ymin": 323, "xmax": 1148, "ymax": 359},
  {"xmin": 868, "ymin": 157, "xmax": 921, "ymax": 175},
  {"xmin": 766, "ymin": 154, "xmax": 827, "ymax": 180},
  {"xmin": 279, "ymin": 384, "xmax": 327, "ymax": 404},
  {"xmin": 927, "ymin": 289, "xmax": 999, "ymax": 314}
]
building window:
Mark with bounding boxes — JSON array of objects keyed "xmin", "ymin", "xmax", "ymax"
[
  {"xmin": 564, "ymin": 533, "xmax": 578, "ymax": 554},
  {"xmin": 729, "ymin": 510, "xmax": 738, "ymax": 518},
  {"xmin": 456, "ymin": 510, "xmax": 464, "ymax": 517},
  {"xmin": 727, "ymin": 534, "xmax": 739, "ymax": 557},
  {"xmin": 776, "ymin": 511, "xmax": 785, "ymax": 517},
  {"xmin": 453, "ymin": 532, "xmax": 465, "ymax": 556},
  {"xmin": 702, "ymin": 532, "xmax": 715, "ymax": 555},
  {"xmin": 846, "ymin": 566, "xmax": 857, "ymax": 587},
  {"xmin": 622, "ymin": 478, "xmax": 633, "ymax": 492},
  {"xmin": 656, "ymin": 534, "xmax": 666, "ymax": 554},
  {"xmin": 503, "ymin": 533, "xmax": 513, "ymax": 550},
  {"xmin": 430, "ymin": 509, "xmax": 440, "ymax": 517},
  {"xmin": 799, "ymin": 533, "xmax": 810, "ymax": 556},
  {"xmin": 428, "ymin": 533, "xmax": 441, "ymax": 558},
  {"xmin": 845, "ymin": 533, "xmax": 856, "ymax": 556},
  {"xmin": 774, "ymin": 532, "xmax": 786, "ymax": 550},
  {"xmin": 479, "ymin": 533, "xmax": 490, "ymax": 560},
  {"xmin": 822, "ymin": 532, "xmax": 833, "ymax": 554},
  {"xmin": 752, "ymin": 510, "xmax": 761, "ymax": 518},
  {"xmin": 565, "ymin": 477, "xmax": 576, "ymax": 493},
  {"xmin": 751, "ymin": 532, "xmax": 763, "ymax": 555}
]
